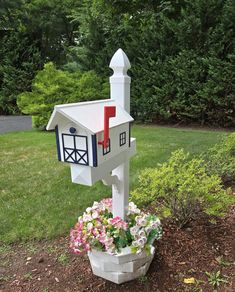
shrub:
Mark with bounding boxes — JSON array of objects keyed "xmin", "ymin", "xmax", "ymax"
[
  {"xmin": 73, "ymin": 0, "xmax": 235, "ymax": 127},
  {"xmin": 131, "ymin": 149, "xmax": 234, "ymax": 227},
  {"xmin": 17, "ymin": 62, "xmax": 109, "ymax": 129},
  {"xmin": 203, "ymin": 133, "xmax": 235, "ymax": 183}
]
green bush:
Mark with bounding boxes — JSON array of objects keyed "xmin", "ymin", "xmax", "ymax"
[
  {"xmin": 131, "ymin": 149, "xmax": 234, "ymax": 227},
  {"xmin": 17, "ymin": 62, "xmax": 109, "ymax": 129},
  {"xmin": 71, "ymin": 0, "xmax": 235, "ymax": 127},
  {"xmin": 203, "ymin": 133, "xmax": 235, "ymax": 183}
]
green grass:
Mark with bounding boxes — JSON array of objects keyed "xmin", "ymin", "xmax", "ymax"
[{"xmin": 0, "ymin": 125, "xmax": 227, "ymax": 243}]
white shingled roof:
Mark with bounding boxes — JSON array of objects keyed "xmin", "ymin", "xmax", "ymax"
[{"xmin": 46, "ymin": 99, "xmax": 133, "ymax": 133}]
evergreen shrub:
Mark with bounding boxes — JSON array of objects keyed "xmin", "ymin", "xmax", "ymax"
[
  {"xmin": 203, "ymin": 133, "xmax": 235, "ymax": 183},
  {"xmin": 131, "ymin": 149, "xmax": 234, "ymax": 227},
  {"xmin": 17, "ymin": 63, "xmax": 109, "ymax": 129}
]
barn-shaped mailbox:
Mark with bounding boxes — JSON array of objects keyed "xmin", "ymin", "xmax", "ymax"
[
  {"xmin": 46, "ymin": 98, "xmax": 136, "ymax": 186},
  {"xmin": 47, "ymin": 48, "xmax": 136, "ymax": 221}
]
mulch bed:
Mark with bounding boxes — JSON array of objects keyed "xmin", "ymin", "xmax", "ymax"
[{"xmin": 0, "ymin": 208, "xmax": 234, "ymax": 292}]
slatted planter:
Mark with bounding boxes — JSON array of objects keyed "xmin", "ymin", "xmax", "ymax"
[{"xmin": 88, "ymin": 246, "xmax": 155, "ymax": 284}]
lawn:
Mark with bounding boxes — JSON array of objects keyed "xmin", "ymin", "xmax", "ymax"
[{"xmin": 0, "ymin": 125, "xmax": 227, "ymax": 243}]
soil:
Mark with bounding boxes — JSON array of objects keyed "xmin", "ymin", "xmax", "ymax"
[{"xmin": 0, "ymin": 209, "xmax": 234, "ymax": 292}]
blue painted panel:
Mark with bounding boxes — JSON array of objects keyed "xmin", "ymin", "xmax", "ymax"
[
  {"xmin": 91, "ymin": 134, "xmax": 98, "ymax": 167},
  {"xmin": 55, "ymin": 125, "xmax": 61, "ymax": 161}
]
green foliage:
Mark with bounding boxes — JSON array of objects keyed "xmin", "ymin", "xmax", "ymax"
[
  {"xmin": 57, "ymin": 253, "xmax": 69, "ymax": 266},
  {"xmin": 131, "ymin": 149, "xmax": 234, "ymax": 227},
  {"xmin": 0, "ymin": 0, "xmax": 79, "ymax": 114},
  {"xmin": 215, "ymin": 256, "xmax": 233, "ymax": 267},
  {"xmin": 1, "ymin": 0, "xmax": 234, "ymax": 125},
  {"xmin": 71, "ymin": 0, "xmax": 235, "ymax": 126},
  {"xmin": 17, "ymin": 62, "xmax": 108, "ymax": 129},
  {"xmin": 0, "ymin": 33, "xmax": 41, "ymax": 114},
  {"xmin": 203, "ymin": 133, "xmax": 235, "ymax": 183},
  {"xmin": 205, "ymin": 271, "xmax": 228, "ymax": 289}
]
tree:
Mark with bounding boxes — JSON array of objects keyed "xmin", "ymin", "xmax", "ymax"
[
  {"xmin": 70, "ymin": 0, "xmax": 235, "ymax": 126},
  {"xmin": 0, "ymin": 0, "xmax": 79, "ymax": 114},
  {"xmin": 17, "ymin": 62, "xmax": 109, "ymax": 128}
]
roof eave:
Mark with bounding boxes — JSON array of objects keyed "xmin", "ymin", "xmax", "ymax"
[{"xmin": 46, "ymin": 108, "xmax": 95, "ymax": 134}]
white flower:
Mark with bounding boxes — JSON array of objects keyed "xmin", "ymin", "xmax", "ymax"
[
  {"xmin": 86, "ymin": 207, "xmax": 92, "ymax": 213},
  {"xmin": 135, "ymin": 216, "xmax": 148, "ymax": 227},
  {"xmin": 78, "ymin": 216, "xmax": 83, "ymax": 223},
  {"xmin": 133, "ymin": 234, "xmax": 139, "ymax": 240},
  {"xmin": 145, "ymin": 227, "xmax": 152, "ymax": 235},
  {"xmin": 135, "ymin": 216, "xmax": 142, "ymax": 225},
  {"xmin": 92, "ymin": 201, "xmax": 100, "ymax": 210},
  {"xmin": 138, "ymin": 230, "xmax": 146, "ymax": 238},
  {"xmin": 128, "ymin": 202, "xmax": 140, "ymax": 215},
  {"xmin": 130, "ymin": 226, "xmax": 139, "ymax": 236},
  {"xmin": 137, "ymin": 238, "xmax": 145, "ymax": 248},
  {"xmin": 92, "ymin": 210, "xmax": 99, "ymax": 219},
  {"xmin": 82, "ymin": 213, "xmax": 92, "ymax": 222},
  {"xmin": 140, "ymin": 218, "xmax": 148, "ymax": 227},
  {"xmin": 132, "ymin": 241, "xmax": 139, "ymax": 247},
  {"xmin": 87, "ymin": 222, "xmax": 93, "ymax": 231},
  {"xmin": 152, "ymin": 218, "xmax": 161, "ymax": 228}
]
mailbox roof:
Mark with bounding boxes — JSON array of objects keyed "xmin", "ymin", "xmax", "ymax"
[{"xmin": 46, "ymin": 99, "xmax": 133, "ymax": 133}]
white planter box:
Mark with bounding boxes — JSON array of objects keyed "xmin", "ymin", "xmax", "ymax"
[{"xmin": 88, "ymin": 246, "xmax": 155, "ymax": 284}]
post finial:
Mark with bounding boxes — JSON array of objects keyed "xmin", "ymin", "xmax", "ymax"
[{"xmin": 109, "ymin": 48, "xmax": 131, "ymax": 76}]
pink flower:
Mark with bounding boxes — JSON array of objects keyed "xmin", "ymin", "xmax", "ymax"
[
  {"xmin": 84, "ymin": 243, "xmax": 91, "ymax": 252},
  {"xmin": 100, "ymin": 198, "xmax": 112, "ymax": 212},
  {"xmin": 92, "ymin": 228, "xmax": 99, "ymax": 237},
  {"xmin": 109, "ymin": 216, "xmax": 128, "ymax": 230}
]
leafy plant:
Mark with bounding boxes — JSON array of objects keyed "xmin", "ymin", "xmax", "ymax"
[
  {"xmin": 23, "ymin": 272, "xmax": 33, "ymax": 280},
  {"xmin": 203, "ymin": 133, "xmax": 235, "ymax": 183},
  {"xmin": 131, "ymin": 149, "xmax": 234, "ymax": 227},
  {"xmin": 57, "ymin": 253, "xmax": 70, "ymax": 266},
  {"xmin": 138, "ymin": 275, "xmax": 148, "ymax": 284},
  {"xmin": 17, "ymin": 62, "xmax": 109, "ymax": 129},
  {"xmin": 47, "ymin": 246, "xmax": 58, "ymax": 254},
  {"xmin": 205, "ymin": 271, "xmax": 228, "ymax": 289},
  {"xmin": 215, "ymin": 256, "xmax": 233, "ymax": 267}
]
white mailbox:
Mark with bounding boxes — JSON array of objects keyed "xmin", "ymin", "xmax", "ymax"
[
  {"xmin": 47, "ymin": 48, "xmax": 135, "ymax": 220},
  {"xmin": 46, "ymin": 99, "xmax": 136, "ymax": 186}
]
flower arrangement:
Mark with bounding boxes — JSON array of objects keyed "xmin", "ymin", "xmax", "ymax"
[{"xmin": 70, "ymin": 198, "xmax": 162, "ymax": 255}]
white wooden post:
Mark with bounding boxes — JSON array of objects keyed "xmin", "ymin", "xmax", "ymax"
[{"xmin": 109, "ymin": 48, "xmax": 131, "ymax": 220}]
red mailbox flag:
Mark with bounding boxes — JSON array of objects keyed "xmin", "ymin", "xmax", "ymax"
[{"xmin": 98, "ymin": 106, "xmax": 116, "ymax": 148}]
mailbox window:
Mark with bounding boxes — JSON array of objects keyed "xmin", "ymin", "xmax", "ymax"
[
  {"xmin": 62, "ymin": 134, "xmax": 89, "ymax": 165},
  {"xmin": 120, "ymin": 132, "xmax": 126, "ymax": 146},
  {"xmin": 103, "ymin": 139, "xmax": 111, "ymax": 155}
]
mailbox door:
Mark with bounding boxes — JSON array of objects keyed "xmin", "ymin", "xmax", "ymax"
[{"xmin": 62, "ymin": 134, "xmax": 89, "ymax": 165}]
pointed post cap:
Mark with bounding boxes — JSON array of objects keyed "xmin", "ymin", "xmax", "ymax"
[{"xmin": 109, "ymin": 48, "xmax": 131, "ymax": 76}]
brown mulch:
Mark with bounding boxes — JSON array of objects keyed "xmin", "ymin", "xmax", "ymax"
[{"xmin": 0, "ymin": 210, "xmax": 234, "ymax": 292}]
